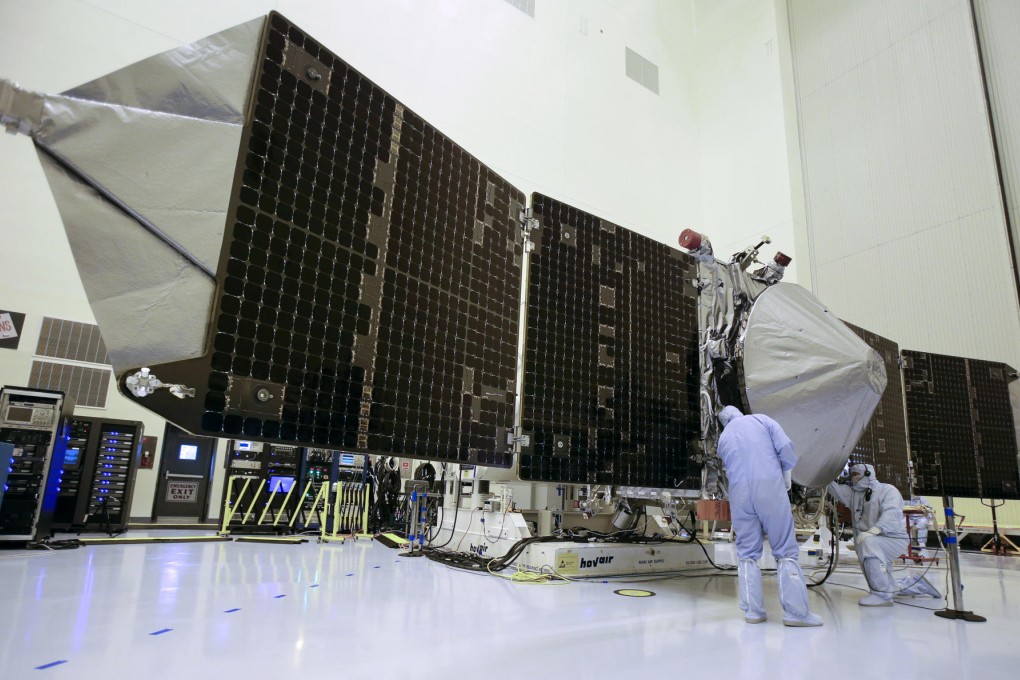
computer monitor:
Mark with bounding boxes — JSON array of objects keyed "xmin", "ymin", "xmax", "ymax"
[
  {"xmin": 269, "ymin": 475, "xmax": 295, "ymax": 493},
  {"xmin": 63, "ymin": 448, "xmax": 81, "ymax": 467}
]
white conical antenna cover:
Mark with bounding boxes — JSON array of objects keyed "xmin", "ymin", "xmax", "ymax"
[{"xmin": 741, "ymin": 283, "xmax": 887, "ymax": 488}]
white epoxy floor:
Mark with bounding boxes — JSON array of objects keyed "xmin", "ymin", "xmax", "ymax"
[{"xmin": 0, "ymin": 534, "xmax": 1018, "ymax": 679}]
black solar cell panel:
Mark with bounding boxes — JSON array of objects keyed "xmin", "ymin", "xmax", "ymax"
[
  {"xmin": 843, "ymin": 322, "xmax": 910, "ymax": 496},
  {"xmin": 903, "ymin": 350, "xmax": 1019, "ymax": 499},
  {"xmin": 129, "ymin": 13, "xmax": 522, "ymax": 465},
  {"xmin": 519, "ymin": 193, "xmax": 701, "ymax": 486}
]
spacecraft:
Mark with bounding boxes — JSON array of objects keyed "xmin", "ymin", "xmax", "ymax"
[{"xmin": 2, "ymin": 13, "xmax": 1013, "ymax": 501}]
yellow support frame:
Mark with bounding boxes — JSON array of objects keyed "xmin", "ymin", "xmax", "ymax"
[
  {"xmin": 320, "ymin": 482, "xmax": 345, "ymax": 544},
  {"xmin": 357, "ymin": 485, "xmax": 373, "ymax": 539},
  {"xmin": 301, "ymin": 482, "xmax": 332, "ymax": 543},
  {"xmin": 242, "ymin": 479, "xmax": 266, "ymax": 524},
  {"xmin": 272, "ymin": 478, "xmax": 298, "ymax": 526},
  {"xmin": 257, "ymin": 486, "xmax": 280, "ymax": 525},
  {"xmin": 220, "ymin": 475, "xmax": 310, "ymax": 537},
  {"xmin": 302, "ymin": 481, "xmax": 372, "ymax": 543},
  {"xmin": 219, "ymin": 476, "xmax": 253, "ymax": 536},
  {"xmin": 287, "ymin": 480, "xmax": 314, "ymax": 528}
]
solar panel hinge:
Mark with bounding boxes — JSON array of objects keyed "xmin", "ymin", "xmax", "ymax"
[
  {"xmin": 519, "ymin": 209, "xmax": 539, "ymax": 233},
  {"xmin": 506, "ymin": 431, "xmax": 531, "ymax": 447}
]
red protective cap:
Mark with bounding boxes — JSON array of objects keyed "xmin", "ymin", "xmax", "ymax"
[
  {"xmin": 773, "ymin": 251, "xmax": 792, "ymax": 267},
  {"xmin": 678, "ymin": 229, "xmax": 703, "ymax": 250}
]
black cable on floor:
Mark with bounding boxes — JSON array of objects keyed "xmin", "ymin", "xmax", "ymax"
[{"xmin": 27, "ymin": 539, "xmax": 82, "ymax": 551}]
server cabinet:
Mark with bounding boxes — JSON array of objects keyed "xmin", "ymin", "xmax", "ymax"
[
  {"xmin": 0, "ymin": 387, "xmax": 72, "ymax": 542},
  {"xmin": 53, "ymin": 416, "xmax": 144, "ymax": 533}
]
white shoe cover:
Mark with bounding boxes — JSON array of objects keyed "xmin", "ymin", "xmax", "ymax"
[
  {"xmin": 895, "ymin": 574, "xmax": 941, "ymax": 598},
  {"xmin": 859, "ymin": 593, "xmax": 894, "ymax": 607},
  {"xmin": 860, "ymin": 557, "xmax": 894, "ymax": 606},
  {"xmin": 777, "ymin": 558, "xmax": 823, "ymax": 626},
  {"xmin": 738, "ymin": 558, "xmax": 767, "ymax": 622}
]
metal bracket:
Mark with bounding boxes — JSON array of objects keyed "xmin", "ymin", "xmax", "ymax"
[
  {"xmin": 226, "ymin": 376, "xmax": 286, "ymax": 418},
  {"xmin": 519, "ymin": 208, "xmax": 539, "ymax": 233},
  {"xmin": 506, "ymin": 431, "xmax": 531, "ymax": 447},
  {"xmin": 124, "ymin": 368, "xmax": 195, "ymax": 399},
  {"xmin": 283, "ymin": 42, "xmax": 331, "ymax": 96},
  {"xmin": 519, "ymin": 208, "xmax": 539, "ymax": 253}
]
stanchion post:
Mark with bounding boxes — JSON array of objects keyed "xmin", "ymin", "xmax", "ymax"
[{"xmin": 934, "ymin": 495, "xmax": 986, "ymax": 622}]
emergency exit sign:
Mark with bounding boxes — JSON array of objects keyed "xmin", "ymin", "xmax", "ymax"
[{"xmin": 166, "ymin": 481, "xmax": 199, "ymax": 502}]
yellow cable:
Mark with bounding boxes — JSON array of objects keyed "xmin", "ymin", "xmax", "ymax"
[{"xmin": 482, "ymin": 559, "xmax": 569, "ymax": 585}]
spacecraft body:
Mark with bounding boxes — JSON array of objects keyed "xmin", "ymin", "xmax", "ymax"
[{"xmin": 682, "ymin": 232, "xmax": 886, "ymax": 488}]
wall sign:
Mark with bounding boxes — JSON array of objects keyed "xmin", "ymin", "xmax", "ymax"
[
  {"xmin": 166, "ymin": 481, "xmax": 199, "ymax": 502},
  {"xmin": 0, "ymin": 310, "xmax": 26, "ymax": 350}
]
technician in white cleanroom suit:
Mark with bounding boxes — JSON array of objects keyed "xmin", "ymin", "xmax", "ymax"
[
  {"xmin": 827, "ymin": 464, "xmax": 941, "ymax": 606},
  {"xmin": 717, "ymin": 406, "xmax": 823, "ymax": 627},
  {"xmin": 907, "ymin": 496, "xmax": 932, "ymax": 558}
]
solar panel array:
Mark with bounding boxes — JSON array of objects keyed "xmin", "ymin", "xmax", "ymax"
[
  {"xmin": 903, "ymin": 350, "xmax": 1019, "ymax": 499},
  {"xmin": 519, "ymin": 194, "xmax": 701, "ymax": 486},
  {"xmin": 843, "ymin": 322, "xmax": 910, "ymax": 496},
  {"xmin": 140, "ymin": 13, "xmax": 522, "ymax": 466},
  {"xmin": 120, "ymin": 12, "xmax": 1020, "ymax": 487}
]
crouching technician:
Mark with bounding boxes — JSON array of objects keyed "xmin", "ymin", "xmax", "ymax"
[{"xmin": 827, "ymin": 464, "xmax": 941, "ymax": 606}]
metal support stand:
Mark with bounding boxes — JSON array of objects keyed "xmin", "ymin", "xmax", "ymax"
[
  {"xmin": 400, "ymin": 490, "xmax": 428, "ymax": 557},
  {"xmin": 97, "ymin": 497, "xmax": 115, "ymax": 537},
  {"xmin": 979, "ymin": 499, "xmax": 1016, "ymax": 555},
  {"xmin": 934, "ymin": 496, "xmax": 986, "ymax": 622},
  {"xmin": 899, "ymin": 508, "xmax": 939, "ymax": 565}
]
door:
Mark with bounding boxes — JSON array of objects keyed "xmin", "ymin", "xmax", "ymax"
[{"xmin": 152, "ymin": 424, "xmax": 217, "ymax": 522}]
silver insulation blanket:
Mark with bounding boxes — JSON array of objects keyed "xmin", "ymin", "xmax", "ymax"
[
  {"xmin": 27, "ymin": 17, "xmax": 265, "ymax": 374},
  {"xmin": 695, "ymin": 259, "xmax": 767, "ymax": 439},
  {"xmin": 742, "ymin": 283, "xmax": 887, "ymax": 488},
  {"xmin": 693, "ymin": 257, "xmax": 768, "ymax": 496},
  {"xmin": 37, "ymin": 155, "xmax": 216, "ymax": 373},
  {"xmin": 0, "ymin": 80, "xmax": 44, "ymax": 134}
]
